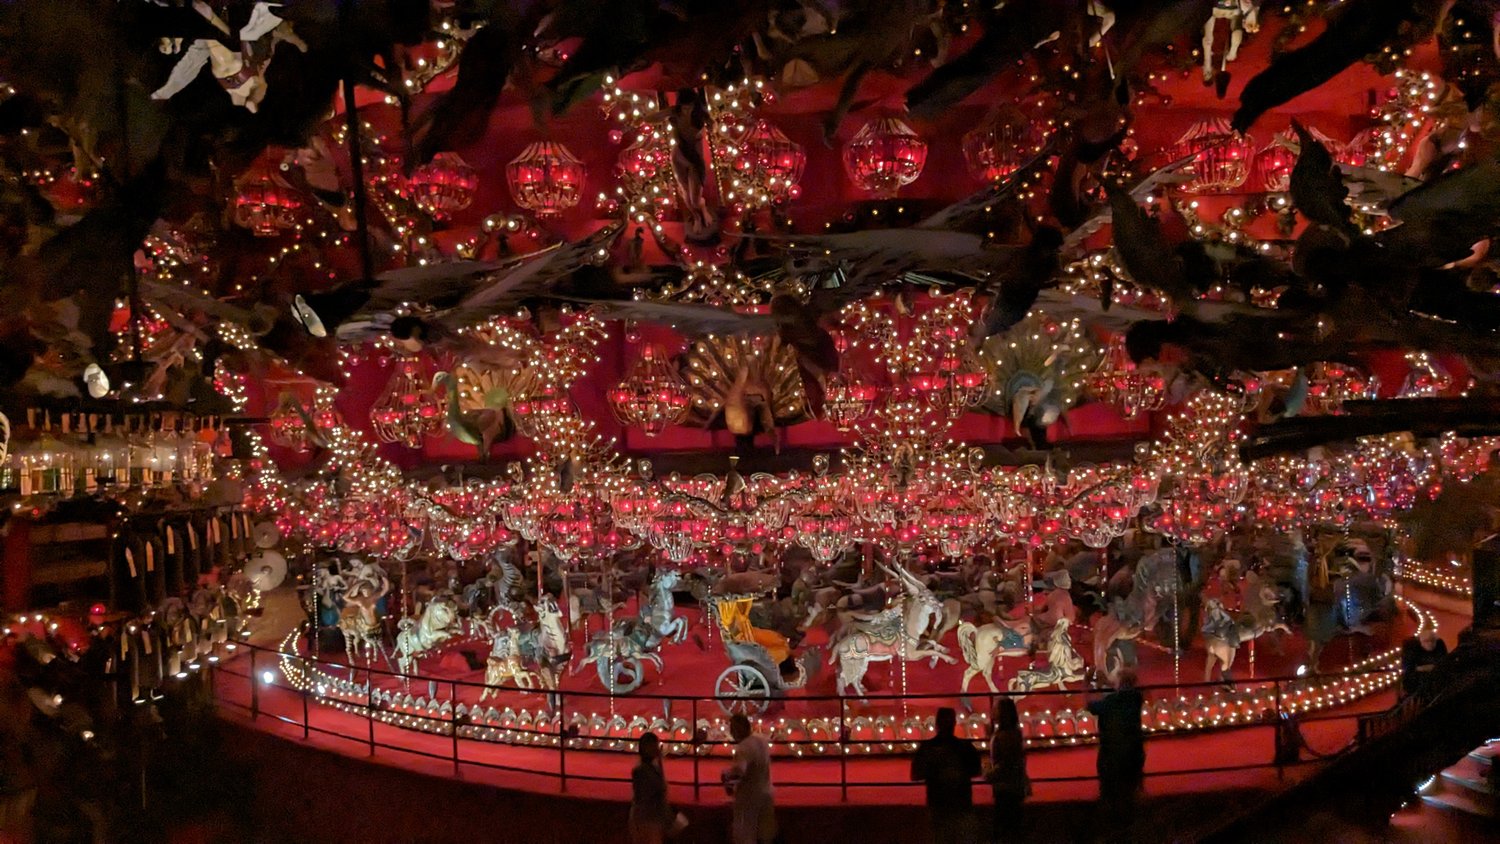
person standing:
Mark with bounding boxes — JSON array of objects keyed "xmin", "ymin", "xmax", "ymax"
[
  {"xmin": 723, "ymin": 714, "xmax": 776, "ymax": 844},
  {"xmin": 630, "ymin": 732, "xmax": 672, "ymax": 844},
  {"xmin": 1400, "ymin": 628, "xmax": 1448, "ymax": 699},
  {"xmin": 1087, "ymin": 668, "xmax": 1146, "ymax": 834},
  {"xmin": 985, "ymin": 698, "xmax": 1029, "ymax": 844},
  {"xmin": 912, "ymin": 706, "xmax": 983, "ymax": 844}
]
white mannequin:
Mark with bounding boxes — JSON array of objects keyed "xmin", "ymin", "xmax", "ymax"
[{"xmin": 1203, "ymin": 0, "xmax": 1260, "ymax": 83}]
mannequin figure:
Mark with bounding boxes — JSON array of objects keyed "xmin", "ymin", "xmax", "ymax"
[{"xmin": 1202, "ymin": 0, "xmax": 1260, "ymax": 84}]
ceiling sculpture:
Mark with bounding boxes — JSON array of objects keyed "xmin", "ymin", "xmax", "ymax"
[{"xmin": 1, "ymin": 0, "xmax": 1500, "ymax": 567}]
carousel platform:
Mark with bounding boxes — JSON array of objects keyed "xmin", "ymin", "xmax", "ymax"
[{"xmin": 204, "ymin": 581, "xmax": 1469, "ymax": 817}]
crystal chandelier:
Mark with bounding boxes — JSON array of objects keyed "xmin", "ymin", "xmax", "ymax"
[
  {"xmin": 507, "ymin": 140, "xmax": 586, "ymax": 217},
  {"xmin": 843, "ymin": 116, "xmax": 928, "ymax": 198},
  {"xmin": 1399, "ymin": 351, "xmax": 1453, "ymax": 398},
  {"xmin": 407, "ymin": 151, "xmax": 477, "ymax": 219},
  {"xmin": 1304, "ymin": 361, "xmax": 1378, "ymax": 415},
  {"xmin": 791, "ymin": 456, "xmax": 857, "ymax": 563},
  {"xmin": 608, "ymin": 344, "xmax": 691, "ymax": 436},
  {"xmin": 962, "ymin": 108, "xmax": 1048, "ymax": 182},
  {"xmin": 1171, "ymin": 118, "xmax": 1254, "ymax": 193},
  {"xmin": 821, "ymin": 333, "xmax": 878, "ymax": 432},
  {"xmin": 909, "ymin": 350, "xmax": 990, "ymax": 418},
  {"xmin": 234, "ymin": 159, "xmax": 301, "ymax": 237},
  {"xmin": 738, "ymin": 119, "xmax": 805, "ymax": 205},
  {"xmin": 369, "ymin": 356, "xmax": 444, "ymax": 448},
  {"xmin": 1085, "ymin": 336, "xmax": 1167, "ymax": 418}
]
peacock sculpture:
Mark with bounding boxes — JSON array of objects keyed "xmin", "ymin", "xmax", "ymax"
[
  {"xmin": 978, "ymin": 314, "xmax": 1099, "ymax": 445},
  {"xmin": 680, "ymin": 335, "xmax": 810, "ymax": 451}
]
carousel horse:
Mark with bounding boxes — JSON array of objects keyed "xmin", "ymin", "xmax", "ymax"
[
  {"xmin": 481, "ymin": 627, "xmax": 539, "ymax": 698},
  {"xmin": 528, "ymin": 594, "xmax": 573, "ymax": 689},
  {"xmin": 1201, "ymin": 573, "xmax": 1291, "ymax": 682},
  {"xmin": 1091, "ymin": 548, "xmax": 1180, "ymax": 682},
  {"xmin": 1008, "ymin": 618, "xmax": 1087, "ymax": 694},
  {"xmin": 956, "ymin": 616, "xmax": 1035, "ymax": 694},
  {"xmin": 641, "ymin": 569, "xmax": 689, "ymax": 644},
  {"xmin": 337, "ymin": 571, "xmax": 393, "ymax": 679},
  {"xmin": 394, "ymin": 598, "xmax": 461, "ymax": 676},
  {"xmin": 827, "ymin": 563, "xmax": 957, "ymax": 697}
]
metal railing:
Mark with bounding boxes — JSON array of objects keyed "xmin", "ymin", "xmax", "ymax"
[{"xmin": 206, "ymin": 638, "xmax": 1405, "ymax": 803}]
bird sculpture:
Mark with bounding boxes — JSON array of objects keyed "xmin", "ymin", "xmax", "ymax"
[{"xmin": 432, "ymin": 371, "xmax": 512, "ymax": 461}]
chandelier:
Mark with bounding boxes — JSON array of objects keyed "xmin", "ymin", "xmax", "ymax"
[
  {"xmin": 962, "ymin": 108, "xmax": 1048, "ymax": 182},
  {"xmin": 790, "ymin": 456, "xmax": 858, "ymax": 563},
  {"xmin": 369, "ymin": 356, "xmax": 444, "ymax": 448},
  {"xmin": 909, "ymin": 349, "xmax": 990, "ymax": 418},
  {"xmin": 1171, "ymin": 118, "xmax": 1254, "ymax": 193},
  {"xmin": 843, "ymin": 116, "xmax": 928, "ymax": 198},
  {"xmin": 609, "ymin": 344, "xmax": 691, "ymax": 436},
  {"xmin": 737, "ymin": 120, "xmax": 805, "ymax": 205},
  {"xmin": 234, "ymin": 159, "xmax": 301, "ymax": 237},
  {"xmin": 1086, "ymin": 336, "xmax": 1167, "ymax": 418},
  {"xmin": 407, "ymin": 151, "xmax": 478, "ymax": 219},
  {"xmin": 1304, "ymin": 362, "xmax": 1378, "ymax": 415},
  {"xmin": 268, "ymin": 391, "xmax": 341, "ymax": 451},
  {"xmin": 507, "ymin": 141, "xmax": 586, "ymax": 217},
  {"xmin": 1399, "ymin": 352, "xmax": 1453, "ymax": 398},
  {"xmin": 822, "ymin": 332, "xmax": 879, "ymax": 432}
]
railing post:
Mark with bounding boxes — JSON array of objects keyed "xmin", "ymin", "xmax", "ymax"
[
  {"xmin": 367, "ymin": 679, "xmax": 376, "ymax": 757},
  {"xmin": 691, "ymin": 697, "xmax": 700, "ymax": 803},
  {"xmin": 1273, "ymin": 679, "xmax": 1286, "ymax": 781},
  {"xmin": 559, "ymin": 690, "xmax": 568, "ymax": 794},
  {"xmin": 451, "ymin": 680, "xmax": 461, "ymax": 777},
  {"xmin": 839, "ymin": 696, "xmax": 848, "ymax": 803},
  {"xmin": 249, "ymin": 647, "xmax": 259, "ymax": 721},
  {"xmin": 301, "ymin": 661, "xmax": 310, "ymax": 740}
]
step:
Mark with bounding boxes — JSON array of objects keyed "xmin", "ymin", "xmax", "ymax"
[
  {"xmin": 1442, "ymin": 768, "xmax": 1496, "ymax": 797},
  {"xmin": 1447, "ymin": 754, "xmax": 1495, "ymax": 785},
  {"xmin": 1422, "ymin": 788, "xmax": 1498, "ymax": 819}
]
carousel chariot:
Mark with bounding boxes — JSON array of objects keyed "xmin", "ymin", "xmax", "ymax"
[{"xmin": 710, "ymin": 589, "xmax": 818, "ymax": 715}]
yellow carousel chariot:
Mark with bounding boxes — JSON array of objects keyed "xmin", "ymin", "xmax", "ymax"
[{"xmin": 709, "ymin": 590, "xmax": 818, "ymax": 715}]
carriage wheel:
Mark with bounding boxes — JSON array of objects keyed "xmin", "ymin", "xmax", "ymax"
[
  {"xmin": 599, "ymin": 658, "xmax": 645, "ymax": 694},
  {"xmin": 715, "ymin": 665, "xmax": 770, "ymax": 715}
]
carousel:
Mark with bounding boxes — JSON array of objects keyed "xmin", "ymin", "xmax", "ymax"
[{"xmin": 0, "ymin": 0, "xmax": 1494, "ymax": 787}]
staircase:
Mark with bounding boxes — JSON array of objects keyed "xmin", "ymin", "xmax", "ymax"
[{"xmin": 1417, "ymin": 742, "xmax": 1498, "ymax": 820}]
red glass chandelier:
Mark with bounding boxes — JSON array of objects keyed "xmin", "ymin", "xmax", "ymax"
[
  {"xmin": 369, "ymin": 356, "xmax": 445, "ymax": 448},
  {"xmin": 1304, "ymin": 362, "xmax": 1379, "ymax": 415},
  {"xmin": 821, "ymin": 333, "xmax": 879, "ymax": 432},
  {"xmin": 407, "ymin": 152, "xmax": 477, "ymax": 219},
  {"xmin": 1171, "ymin": 118, "xmax": 1254, "ymax": 193},
  {"xmin": 1085, "ymin": 336, "xmax": 1166, "ymax": 418},
  {"xmin": 608, "ymin": 344, "xmax": 691, "ymax": 436},
  {"xmin": 234, "ymin": 160, "xmax": 301, "ymax": 237},
  {"xmin": 506, "ymin": 141, "xmax": 586, "ymax": 217},
  {"xmin": 737, "ymin": 120, "xmax": 805, "ymax": 205},
  {"xmin": 962, "ymin": 109, "xmax": 1048, "ymax": 182},
  {"xmin": 843, "ymin": 116, "xmax": 928, "ymax": 198}
]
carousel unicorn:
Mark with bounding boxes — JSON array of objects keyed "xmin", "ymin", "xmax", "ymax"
[{"xmin": 827, "ymin": 562, "xmax": 957, "ymax": 697}]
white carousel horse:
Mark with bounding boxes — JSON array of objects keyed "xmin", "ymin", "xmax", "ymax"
[
  {"xmin": 641, "ymin": 569, "xmax": 688, "ymax": 644},
  {"xmin": 481, "ymin": 627, "xmax": 539, "ymax": 699},
  {"xmin": 827, "ymin": 565, "xmax": 960, "ymax": 697},
  {"xmin": 1202, "ymin": 574, "xmax": 1290, "ymax": 682},
  {"xmin": 394, "ymin": 598, "xmax": 460, "ymax": 676},
  {"xmin": 1008, "ymin": 618, "xmax": 1086, "ymax": 694},
  {"xmin": 530, "ymin": 594, "xmax": 572, "ymax": 689},
  {"xmin": 956, "ymin": 616, "xmax": 1035, "ymax": 694}
]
